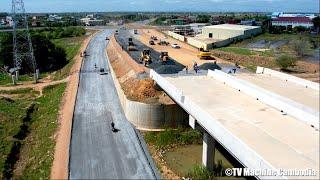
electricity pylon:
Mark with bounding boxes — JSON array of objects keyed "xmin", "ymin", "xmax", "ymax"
[{"xmin": 12, "ymin": 0, "xmax": 38, "ymax": 81}]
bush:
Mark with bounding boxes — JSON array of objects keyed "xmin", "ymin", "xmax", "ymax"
[
  {"xmin": 276, "ymin": 54, "xmax": 297, "ymax": 70},
  {"xmin": 291, "ymin": 40, "xmax": 311, "ymax": 57},
  {"xmin": 144, "ymin": 128, "xmax": 202, "ymax": 149},
  {"xmin": 187, "ymin": 165, "xmax": 214, "ymax": 180}
]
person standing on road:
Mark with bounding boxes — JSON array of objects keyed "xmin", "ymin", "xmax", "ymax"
[
  {"xmin": 193, "ymin": 62, "xmax": 198, "ymax": 74},
  {"xmin": 185, "ymin": 65, "xmax": 188, "ymax": 74}
]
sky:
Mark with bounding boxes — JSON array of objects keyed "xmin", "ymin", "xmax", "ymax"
[{"xmin": 0, "ymin": 0, "xmax": 319, "ymax": 13}]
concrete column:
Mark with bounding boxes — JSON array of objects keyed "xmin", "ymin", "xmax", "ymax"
[
  {"xmin": 202, "ymin": 132, "xmax": 215, "ymax": 171},
  {"xmin": 15, "ymin": 70, "xmax": 19, "ymax": 80},
  {"xmin": 12, "ymin": 75, "xmax": 16, "ymax": 85}
]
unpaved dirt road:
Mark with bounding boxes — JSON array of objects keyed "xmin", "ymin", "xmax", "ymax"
[
  {"xmin": 139, "ymin": 29, "xmax": 225, "ymax": 67},
  {"xmin": 69, "ymin": 29, "xmax": 159, "ymax": 179}
]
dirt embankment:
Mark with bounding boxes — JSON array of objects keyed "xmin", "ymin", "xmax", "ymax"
[
  {"xmin": 107, "ymin": 35, "xmax": 174, "ymax": 104},
  {"xmin": 212, "ymin": 50, "xmax": 276, "ymax": 69}
]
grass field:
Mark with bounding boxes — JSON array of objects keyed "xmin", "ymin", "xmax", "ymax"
[
  {"xmin": 0, "ymin": 83, "xmax": 66, "ymax": 179},
  {"xmin": 52, "ymin": 36, "xmax": 86, "ymax": 80},
  {"xmin": 217, "ymin": 47, "xmax": 274, "ymax": 57}
]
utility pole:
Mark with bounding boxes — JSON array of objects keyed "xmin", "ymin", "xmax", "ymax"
[{"xmin": 12, "ymin": 0, "xmax": 38, "ymax": 82}]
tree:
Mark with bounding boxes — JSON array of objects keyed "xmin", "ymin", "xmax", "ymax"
[
  {"xmin": 276, "ymin": 54, "xmax": 297, "ymax": 70},
  {"xmin": 291, "ymin": 40, "xmax": 311, "ymax": 57},
  {"xmin": 196, "ymin": 15, "xmax": 211, "ymax": 23},
  {"xmin": 0, "ymin": 32, "xmax": 67, "ymax": 73},
  {"xmin": 312, "ymin": 16, "xmax": 320, "ymax": 33}
]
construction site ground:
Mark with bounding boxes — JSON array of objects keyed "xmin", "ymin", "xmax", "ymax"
[
  {"xmin": 107, "ymin": 33, "xmax": 174, "ymax": 104},
  {"xmin": 138, "ymin": 29, "xmax": 319, "ymax": 82},
  {"xmin": 115, "ymin": 29, "xmax": 185, "ymax": 74},
  {"xmin": 138, "ymin": 29, "xmax": 237, "ymax": 69}
]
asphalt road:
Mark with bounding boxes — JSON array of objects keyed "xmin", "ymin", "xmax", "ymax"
[
  {"xmin": 69, "ymin": 29, "xmax": 159, "ymax": 179},
  {"xmin": 115, "ymin": 29, "xmax": 184, "ymax": 74}
]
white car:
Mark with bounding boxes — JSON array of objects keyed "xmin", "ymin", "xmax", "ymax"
[{"xmin": 171, "ymin": 43, "xmax": 180, "ymax": 49}]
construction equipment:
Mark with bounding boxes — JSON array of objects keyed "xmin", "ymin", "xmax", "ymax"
[
  {"xmin": 150, "ymin": 36, "xmax": 158, "ymax": 41},
  {"xmin": 159, "ymin": 52, "xmax": 169, "ymax": 63},
  {"xmin": 140, "ymin": 49, "xmax": 152, "ymax": 66},
  {"xmin": 197, "ymin": 50, "xmax": 215, "ymax": 60},
  {"xmin": 149, "ymin": 40, "xmax": 155, "ymax": 45},
  {"xmin": 127, "ymin": 37, "xmax": 138, "ymax": 51},
  {"xmin": 158, "ymin": 40, "xmax": 169, "ymax": 46}
]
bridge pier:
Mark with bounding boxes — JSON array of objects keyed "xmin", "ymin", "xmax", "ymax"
[
  {"xmin": 189, "ymin": 115, "xmax": 216, "ymax": 171},
  {"xmin": 202, "ymin": 132, "xmax": 215, "ymax": 171}
]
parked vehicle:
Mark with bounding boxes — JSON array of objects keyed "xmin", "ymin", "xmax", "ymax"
[{"xmin": 171, "ymin": 43, "xmax": 180, "ymax": 49}]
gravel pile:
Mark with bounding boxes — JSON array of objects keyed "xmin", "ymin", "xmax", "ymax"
[
  {"xmin": 155, "ymin": 65, "xmax": 184, "ymax": 74},
  {"xmin": 199, "ymin": 63, "xmax": 221, "ymax": 71}
]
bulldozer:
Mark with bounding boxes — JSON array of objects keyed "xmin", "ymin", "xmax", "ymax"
[
  {"xmin": 159, "ymin": 52, "xmax": 169, "ymax": 64},
  {"xmin": 140, "ymin": 49, "xmax": 152, "ymax": 66},
  {"xmin": 127, "ymin": 37, "xmax": 138, "ymax": 51}
]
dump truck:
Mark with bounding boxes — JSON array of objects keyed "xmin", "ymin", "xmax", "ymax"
[
  {"xmin": 158, "ymin": 40, "xmax": 169, "ymax": 46},
  {"xmin": 160, "ymin": 51, "xmax": 169, "ymax": 63},
  {"xmin": 140, "ymin": 49, "xmax": 152, "ymax": 66},
  {"xmin": 127, "ymin": 37, "xmax": 138, "ymax": 51}
]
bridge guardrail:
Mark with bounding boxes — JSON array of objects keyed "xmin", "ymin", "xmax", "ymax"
[
  {"xmin": 257, "ymin": 66, "xmax": 319, "ymax": 91},
  {"xmin": 208, "ymin": 70, "xmax": 319, "ymax": 130}
]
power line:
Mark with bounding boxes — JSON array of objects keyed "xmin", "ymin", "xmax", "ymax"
[{"xmin": 12, "ymin": 0, "xmax": 38, "ymax": 81}]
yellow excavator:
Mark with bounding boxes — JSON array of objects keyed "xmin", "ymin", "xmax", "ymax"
[{"xmin": 140, "ymin": 49, "xmax": 152, "ymax": 66}]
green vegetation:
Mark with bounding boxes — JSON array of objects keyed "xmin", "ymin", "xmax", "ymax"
[
  {"xmin": 0, "ymin": 83, "xmax": 66, "ymax": 179},
  {"xmin": 0, "ymin": 27, "xmax": 86, "ymax": 84},
  {"xmin": 31, "ymin": 27, "xmax": 86, "ymax": 39},
  {"xmin": 196, "ymin": 15, "xmax": 211, "ymax": 23},
  {"xmin": 276, "ymin": 54, "xmax": 297, "ymax": 70},
  {"xmin": 217, "ymin": 47, "xmax": 274, "ymax": 57},
  {"xmin": 187, "ymin": 165, "xmax": 214, "ymax": 180},
  {"xmin": 0, "ymin": 74, "xmax": 35, "ymax": 86},
  {"xmin": 218, "ymin": 47, "xmax": 255, "ymax": 56},
  {"xmin": 144, "ymin": 128, "xmax": 202, "ymax": 149},
  {"xmin": 52, "ymin": 35, "xmax": 86, "ymax": 80}
]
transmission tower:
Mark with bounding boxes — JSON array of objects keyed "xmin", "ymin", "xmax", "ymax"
[{"xmin": 12, "ymin": 0, "xmax": 38, "ymax": 81}]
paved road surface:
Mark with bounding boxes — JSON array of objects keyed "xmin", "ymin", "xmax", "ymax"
[{"xmin": 69, "ymin": 29, "xmax": 159, "ymax": 179}]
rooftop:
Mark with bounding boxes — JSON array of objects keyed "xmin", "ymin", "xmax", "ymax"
[{"xmin": 203, "ymin": 24, "xmax": 260, "ymax": 31}]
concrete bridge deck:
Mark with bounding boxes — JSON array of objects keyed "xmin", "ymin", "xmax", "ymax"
[
  {"xmin": 151, "ymin": 70, "xmax": 319, "ymax": 179},
  {"xmin": 235, "ymin": 73, "xmax": 319, "ymax": 112}
]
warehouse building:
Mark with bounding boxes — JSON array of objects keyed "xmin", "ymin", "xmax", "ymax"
[
  {"xmin": 201, "ymin": 24, "xmax": 262, "ymax": 40},
  {"xmin": 188, "ymin": 24, "xmax": 262, "ymax": 50},
  {"xmin": 167, "ymin": 24, "xmax": 262, "ymax": 50}
]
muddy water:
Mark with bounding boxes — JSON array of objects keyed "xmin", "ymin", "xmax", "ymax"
[{"xmin": 163, "ymin": 144, "xmax": 235, "ymax": 177}]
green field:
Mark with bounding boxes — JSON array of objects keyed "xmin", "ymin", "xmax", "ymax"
[
  {"xmin": 0, "ymin": 83, "xmax": 66, "ymax": 179},
  {"xmin": 217, "ymin": 47, "xmax": 274, "ymax": 57},
  {"xmin": 52, "ymin": 36, "xmax": 86, "ymax": 80}
]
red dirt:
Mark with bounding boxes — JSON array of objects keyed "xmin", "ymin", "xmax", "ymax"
[{"xmin": 107, "ymin": 35, "xmax": 173, "ymax": 104}]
